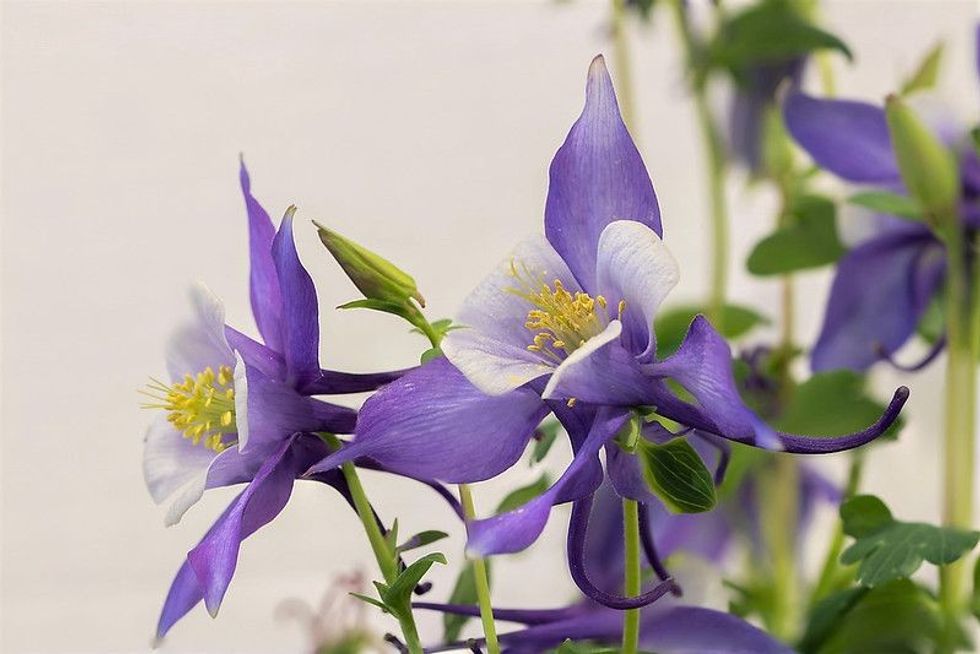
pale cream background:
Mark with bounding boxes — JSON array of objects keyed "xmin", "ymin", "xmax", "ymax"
[{"xmin": 2, "ymin": 1, "xmax": 979, "ymax": 652}]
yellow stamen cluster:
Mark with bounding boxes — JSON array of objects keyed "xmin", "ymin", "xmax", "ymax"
[
  {"xmin": 142, "ymin": 365, "xmax": 237, "ymax": 453},
  {"xmin": 507, "ymin": 259, "xmax": 623, "ymax": 362}
]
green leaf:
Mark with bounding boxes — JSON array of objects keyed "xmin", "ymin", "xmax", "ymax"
[
  {"xmin": 654, "ymin": 304, "xmax": 769, "ymax": 358},
  {"xmin": 638, "ymin": 437, "xmax": 716, "ymax": 514},
  {"xmin": 972, "ymin": 557, "xmax": 980, "ymax": 621},
  {"xmin": 840, "ymin": 495, "xmax": 893, "ymax": 538},
  {"xmin": 798, "ymin": 586, "xmax": 867, "ymax": 653},
  {"xmin": 496, "ymin": 473, "xmax": 551, "ymax": 514},
  {"xmin": 839, "ymin": 495, "xmax": 979, "ymax": 587},
  {"xmin": 747, "ymin": 195, "xmax": 845, "ymax": 275},
  {"xmin": 396, "ymin": 530, "xmax": 449, "ymax": 553},
  {"xmin": 900, "ymin": 42, "xmax": 945, "ymax": 96},
  {"xmin": 348, "ymin": 592, "xmax": 390, "ymax": 614},
  {"xmin": 801, "ymin": 579, "xmax": 943, "ymax": 654},
  {"xmin": 555, "ymin": 640, "xmax": 621, "ymax": 654},
  {"xmin": 384, "ymin": 518, "xmax": 399, "ymax": 554},
  {"xmin": 443, "ymin": 560, "xmax": 492, "ymax": 642},
  {"xmin": 382, "ymin": 552, "xmax": 447, "ymax": 619},
  {"xmin": 917, "ymin": 294, "xmax": 945, "ymax": 345},
  {"xmin": 848, "ymin": 191, "xmax": 923, "ymax": 221},
  {"xmin": 774, "ymin": 370, "xmax": 903, "ymax": 440},
  {"xmin": 709, "ymin": 1, "xmax": 851, "ymax": 70},
  {"xmin": 530, "ymin": 420, "xmax": 562, "ymax": 465}
]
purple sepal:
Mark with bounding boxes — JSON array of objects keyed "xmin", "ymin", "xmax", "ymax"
[
  {"xmin": 783, "ymin": 92, "xmax": 901, "ymax": 183},
  {"xmin": 465, "ymin": 408, "xmax": 629, "ymax": 556},
  {"xmin": 271, "ymin": 209, "xmax": 321, "ymax": 387},
  {"xmin": 545, "ymin": 55, "xmax": 661, "ymax": 292},
  {"xmin": 239, "ymin": 159, "xmax": 283, "ymax": 353},
  {"xmin": 305, "ymin": 358, "xmax": 548, "ymax": 483}
]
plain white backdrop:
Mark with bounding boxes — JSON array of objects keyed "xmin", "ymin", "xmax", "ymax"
[{"xmin": 3, "ymin": 1, "xmax": 979, "ymax": 652}]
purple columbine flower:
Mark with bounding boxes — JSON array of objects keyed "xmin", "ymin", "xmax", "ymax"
[
  {"xmin": 306, "ymin": 56, "xmax": 907, "ymax": 606},
  {"xmin": 414, "ymin": 481, "xmax": 793, "ymax": 654},
  {"xmin": 783, "ymin": 90, "xmax": 979, "ymax": 372},
  {"xmin": 144, "ymin": 163, "xmax": 410, "ymax": 640}
]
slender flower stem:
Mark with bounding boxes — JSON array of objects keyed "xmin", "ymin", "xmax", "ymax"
[
  {"xmin": 938, "ymin": 224, "xmax": 978, "ymax": 648},
  {"xmin": 622, "ymin": 498, "xmax": 642, "ymax": 654},
  {"xmin": 810, "ymin": 453, "xmax": 864, "ymax": 604},
  {"xmin": 341, "ymin": 462, "xmax": 424, "ymax": 654},
  {"xmin": 668, "ymin": 0, "xmax": 729, "ymax": 328},
  {"xmin": 458, "ymin": 484, "xmax": 500, "ymax": 654}
]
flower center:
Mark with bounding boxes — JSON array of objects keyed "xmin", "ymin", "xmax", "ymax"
[
  {"xmin": 507, "ymin": 259, "xmax": 623, "ymax": 362},
  {"xmin": 142, "ymin": 365, "xmax": 237, "ymax": 453}
]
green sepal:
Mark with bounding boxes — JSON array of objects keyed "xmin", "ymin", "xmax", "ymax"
[
  {"xmin": 638, "ymin": 437, "xmax": 716, "ymax": 513},
  {"xmin": 555, "ymin": 640, "xmax": 623, "ymax": 654},
  {"xmin": 747, "ymin": 194, "xmax": 845, "ymax": 275},
  {"xmin": 884, "ymin": 95, "xmax": 959, "ymax": 227},
  {"xmin": 315, "ymin": 221, "xmax": 424, "ymax": 307},
  {"xmin": 840, "ymin": 495, "xmax": 980, "ymax": 587},
  {"xmin": 900, "ymin": 41, "xmax": 945, "ymax": 96}
]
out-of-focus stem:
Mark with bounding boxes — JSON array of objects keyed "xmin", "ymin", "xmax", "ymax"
[
  {"xmin": 810, "ymin": 453, "xmax": 865, "ymax": 604},
  {"xmin": 622, "ymin": 498, "xmax": 642, "ymax": 654},
  {"xmin": 938, "ymin": 225, "xmax": 977, "ymax": 650},
  {"xmin": 458, "ymin": 484, "xmax": 500, "ymax": 654},
  {"xmin": 668, "ymin": 0, "xmax": 729, "ymax": 329},
  {"xmin": 610, "ymin": 0, "xmax": 636, "ymax": 133}
]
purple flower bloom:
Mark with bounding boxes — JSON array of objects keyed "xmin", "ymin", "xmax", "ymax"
[
  {"xmin": 145, "ymin": 164, "xmax": 409, "ymax": 640},
  {"xmin": 783, "ymin": 90, "xmax": 978, "ymax": 371},
  {"xmin": 306, "ymin": 56, "xmax": 907, "ymax": 603}
]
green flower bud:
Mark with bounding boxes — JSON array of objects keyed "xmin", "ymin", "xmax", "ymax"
[
  {"xmin": 884, "ymin": 95, "xmax": 959, "ymax": 226},
  {"xmin": 314, "ymin": 221, "xmax": 424, "ymax": 307}
]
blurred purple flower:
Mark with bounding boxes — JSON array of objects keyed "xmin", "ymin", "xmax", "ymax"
[
  {"xmin": 729, "ymin": 57, "xmax": 806, "ymax": 171},
  {"xmin": 415, "ymin": 482, "xmax": 793, "ymax": 654},
  {"xmin": 305, "ymin": 56, "xmax": 907, "ymax": 607},
  {"xmin": 784, "ymin": 91, "xmax": 979, "ymax": 372}
]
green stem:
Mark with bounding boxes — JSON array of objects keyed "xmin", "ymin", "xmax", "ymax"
[
  {"xmin": 762, "ymin": 178, "xmax": 800, "ymax": 641},
  {"xmin": 668, "ymin": 0, "xmax": 728, "ymax": 328},
  {"xmin": 341, "ymin": 462, "xmax": 423, "ymax": 654},
  {"xmin": 810, "ymin": 453, "xmax": 864, "ymax": 604},
  {"xmin": 458, "ymin": 484, "xmax": 500, "ymax": 654},
  {"xmin": 938, "ymin": 225, "xmax": 978, "ymax": 648},
  {"xmin": 622, "ymin": 498, "xmax": 641, "ymax": 654}
]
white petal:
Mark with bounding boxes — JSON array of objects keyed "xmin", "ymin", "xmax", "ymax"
[
  {"xmin": 595, "ymin": 220, "xmax": 679, "ymax": 354},
  {"xmin": 442, "ymin": 328, "xmax": 554, "ymax": 396},
  {"xmin": 233, "ymin": 351, "xmax": 249, "ymax": 450},
  {"xmin": 166, "ymin": 282, "xmax": 235, "ymax": 379},
  {"xmin": 443, "ymin": 234, "xmax": 579, "ymax": 394},
  {"xmin": 143, "ymin": 414, "xmax": 215, "ymax": 504}
]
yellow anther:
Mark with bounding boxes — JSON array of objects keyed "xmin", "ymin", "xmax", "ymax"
[
  {"xmin": 618, "ymin": 300, "xmax": 627, "ymax": 320},
  {"xmin": 141, "ymin": 363, "xmax": 238, "ymax": 453},
  {"xmin": 566, "ymin": 398, "xmax": 578, "ymax": 408}
]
